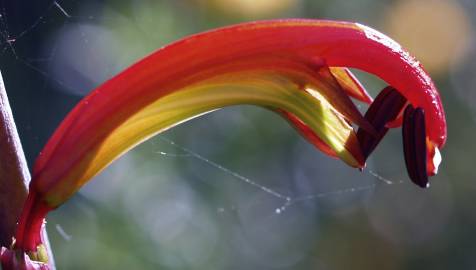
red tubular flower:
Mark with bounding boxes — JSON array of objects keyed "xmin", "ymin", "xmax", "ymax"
[{"xmin": 1, "ymin": 19, "xmax": 446, "ymax": 268}]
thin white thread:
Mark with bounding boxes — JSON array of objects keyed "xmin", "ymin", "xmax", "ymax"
[
  {"xmin": 54, "ymin": 1, "xmax": 71, "ymax": 18},
  {"xmin": 156, "ymin": 136, "xmax": 402, "ymax": 214},
  {"xmin": 157, "ymin": 136, "xmax": 291, "ymax": 201},
  {"xmin": 367, "ymin": 169, "xmax": 403, "ymax": 185},
  {"xmin": 55, "ymin": 224, "xmax": 72, "ymax": 241}
]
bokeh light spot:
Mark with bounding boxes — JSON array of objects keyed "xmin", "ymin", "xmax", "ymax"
[
  {"xmin": 201, "ymin": 0, "xmax": 299, "ymax": 18},
  {"xmin": 384, "ymin": 0, "xmax": 473, "ymax": 74}
]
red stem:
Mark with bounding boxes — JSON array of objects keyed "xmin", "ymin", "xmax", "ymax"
[{"xmin": 14, "ymin": 192, "xmax": 52, "ymax": 252}]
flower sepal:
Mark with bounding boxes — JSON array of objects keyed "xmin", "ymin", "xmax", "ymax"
[{"xmin": 1, "ymin": 244, "xmax": 49, "ymax": 270}]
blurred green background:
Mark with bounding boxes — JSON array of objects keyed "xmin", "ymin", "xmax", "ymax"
[{"xmin": 1, "ymin": 0, "xmax": 475, "ymax": 269}]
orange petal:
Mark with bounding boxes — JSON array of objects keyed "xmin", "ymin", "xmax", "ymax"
[{"xmin": 330, "ymin": 67, "xmax": 373, "ymax": 104}]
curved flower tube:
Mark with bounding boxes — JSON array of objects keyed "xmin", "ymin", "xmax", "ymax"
[{"xmin": 1, "ymin": 19, "xmax": 446, "ymax": 268}]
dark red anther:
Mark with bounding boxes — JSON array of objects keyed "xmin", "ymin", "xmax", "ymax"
[
  {"xmin": 357, "ymin": 86, "xmax": 407, "ymax": 160},
  {"xmin": 402, "ymin": 105, "xmax": 429, "ymax": 188}
]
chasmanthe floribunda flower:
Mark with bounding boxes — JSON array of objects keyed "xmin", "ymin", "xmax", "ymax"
[{"xmin": 1, "ymin": 19, "xmax": 446, "ymax": 269}]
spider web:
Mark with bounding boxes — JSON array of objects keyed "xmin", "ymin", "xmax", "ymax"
[{"xmin": 155, "ymin": 136, "xmax": 401, "ymax": 215}]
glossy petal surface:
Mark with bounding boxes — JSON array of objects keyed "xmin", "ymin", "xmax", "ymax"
[
  {"xmin": 33, "ymin": 64, "xmax": 366, "ymax": 207},
  {"xmin": 13, "ymin": 20, "xmax": 447, "ymax": 259}
]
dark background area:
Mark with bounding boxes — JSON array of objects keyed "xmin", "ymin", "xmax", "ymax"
[{"xmin": 1, "ymin": 0, "xmax": 476, "ymax": 269}]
